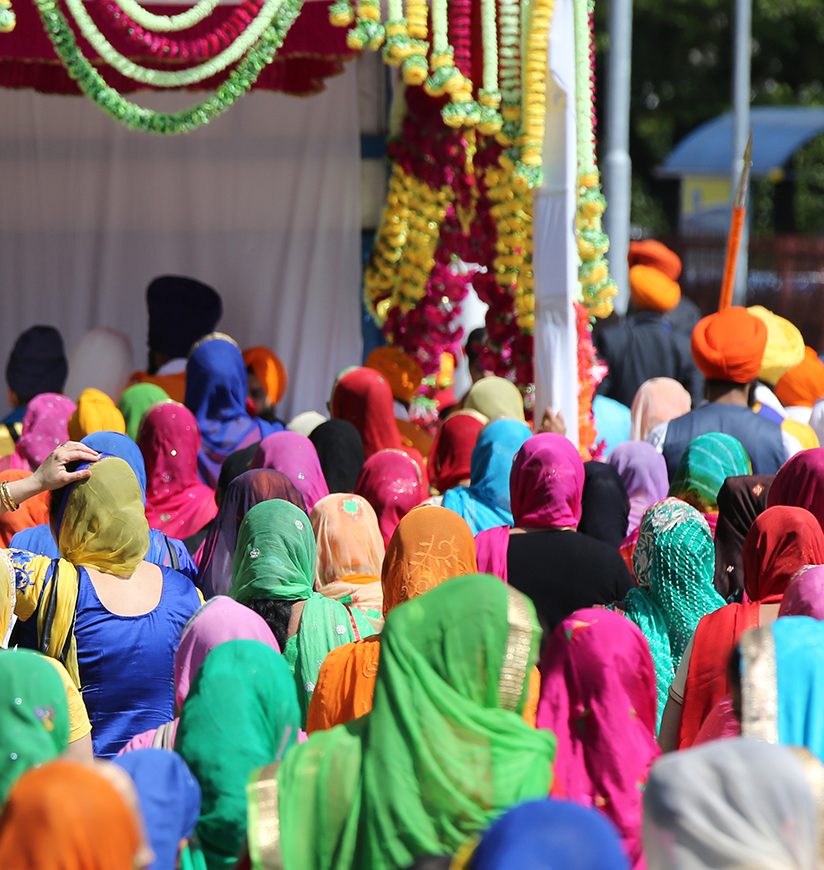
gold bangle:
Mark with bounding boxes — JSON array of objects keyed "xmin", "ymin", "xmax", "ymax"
[{"xmin": 0, "ymin": 481, "xmax": 19, "ymax": 512}]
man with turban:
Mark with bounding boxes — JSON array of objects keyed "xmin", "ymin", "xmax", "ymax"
[
  {"xmin": 243, "ymin": 346, "xmax": 288, "ymax": 424},
  {"xmin": 595, "ymin": 241, "xmax": 701, "ymax": 407},
  {"xmin": 0, "ymin": 325, "xmax": 68, "ymax": 457},
  {"xmin": 649, "ymin": 306, "xmax": 787, "ymax": 476},
  {"xmin": 129, "ymin": 275, "xmax": 223, "ymax": 403},
  {"xmin": 775, "ymin": 346, "xmax": 824, "ymax": 424}
]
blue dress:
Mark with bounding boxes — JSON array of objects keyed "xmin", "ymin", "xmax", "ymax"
[{"xmin": 74, "ymin": 565, "xmax": 200, "ymax": 758}]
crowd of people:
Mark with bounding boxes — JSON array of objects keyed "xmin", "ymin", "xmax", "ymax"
[{"xmin": 1, "ymin": 252, "xmax": 824, "ymax": 870}]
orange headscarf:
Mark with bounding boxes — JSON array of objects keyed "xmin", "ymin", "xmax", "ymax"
[
  {"xmin": 67, "ymin": 388, "xmax": 126, "ymax": 441},
  {"xmin": 306, "ymin": 506, "xmax": 477, "ymax": 732},
  {"xmin": 629, "ymin": 265, "xmax": 681, "ymax": 313},
  {"xmin": 365, "ymin": 346, "xmax": 423, "ymax": 405},
  {"xmin": 0, "ymin": 760, "xmax": 142, "ymax": 870},
  {"xmin": 0, "ymin": 470, "xmax": 49, "ymax": 546},
  {"xmin": 775, "ymin": 347, "xmax": 824, "ymax": 409},
  {"xmin": 628, "ymin": 240, "xmax": 682, "ymax": 281},
  {"xmin": 243, "ymin": 346, "xmax": 288, "ymax": 406},
  {"xmin": 691, "ymin": 307, "xmax": 767, "ymax": 384}
]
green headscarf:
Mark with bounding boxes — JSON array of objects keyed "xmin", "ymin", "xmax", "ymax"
[
  {"xmin": 270, "ymin": 575, "xmax": 556, "ymax": 870},
  {"xmin": 0, "ymin": 649, "xmax": 70, "ymax": 802},
  {"xmin": 231, "ymin": 499, "xmax": 370, "ymax": 723},
  {"xmin": 176, "ymin": 639, "xmax": 299, "ymax": 870},
  {"xmin": 669, "ymin": 432, "xmax": 752, "ymax": 512},
  {"xmin": 625, "ymin": 497, "xmax": 725, "ymax": 727},
  {"xmin": 118, "ymin": 383, "xmax": 169, "ymax": 441}
]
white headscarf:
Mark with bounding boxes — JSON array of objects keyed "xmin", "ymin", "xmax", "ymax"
[
  {"xmin": 65, "ymin": 328, "xmax": 133, "ymax": 402},
  {"xmin": 643, "ymin": 738, "xmax": 822, "ymax": 870},
  {"xmin": 287, "ymin": 411, "xmax": 327, "ymax": 438}
]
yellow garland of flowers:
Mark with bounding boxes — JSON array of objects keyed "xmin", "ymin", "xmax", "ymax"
[{"xmin": 0, "ymin": 0, "xmax": 15, "ymax": 32}]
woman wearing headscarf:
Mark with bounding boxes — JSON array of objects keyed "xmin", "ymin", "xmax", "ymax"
[
  {"xmin": 331, "ymin": 366, "xmax": 405, "ymax": 456},
  {"xmin": 428, "ymin": 409, "xmax": 487, "ymax": 495},
  {"xmin": 0, "ymin": 470, "xmax": 49, "ymax": 546},
  {"xmin": 177, "ymin": 640, "xmax": 300, "ymax": 869},
  {"xmin": 0, "ymin": 760, "xmax": 144, "ymax": 870},
  {"xmin": 64, "ymin": 327, "xmax": 133, "ymax": 403},
  {"xmin": 463, "ymin": 376, "xmax": 526, "ymax": 422},
  {"xmin": 230, "ymin": 499, "xmax": 369, "ymax": 721},
  {"xmin": 442, "ymin": 419, "xmax": 531, "ymax": 534},
  {"xmin": 643, "ymin": 739, "xmax": 823, "ymax": 870},
  {"xmin": 248, "ymin": 575, "xmax": 556, "ymax": 870},
  {"xmin": 0, "ymin": 649, "xmax": 70, "ymax": 803},
  {"xmin": 139, "ymin": 403, "xmax": 218, "ymax": 541},
  {"xmin": 307, "ymin": 506, "xmax": 477, "ymax": 732},
  {"xmin": 114, "ymin": 749, "xmax": 201, "ymax": 870},
  {"xmin": 118, "ymin": 595, "xmax": 281, "ymax": 753},
  {"xmin": 311, "ymin": 494, "xmax": 385, "ymax": 629},
  {"xmin": 630, "ymin": 378, "xmax": 691, "ymax": 442},
  {"xmin": 309, "ymin": 419, "xmax": 365, "ymax": 493},
  {"xmin": 779, "ymin": 565, "xmax": 824, "ymax": 618},
  {"xmin": 578, "ymin": 462, "xmax": 630, "ymax": 547},
  {"xmin": 68, "ymin": 388, "xmax": 127, "ymax": 440},
  {"xmin": 471, "ymin": 799, "xmax": 630, "ymax": 870},
  {"xmin": 476, "ymin": 434, "xmax": 632, "ymax": 631},
  {"xmin": 10, "ymin": 430, "xmax": 199, "ymax": 582},
  {"xmin": 119, "ymin": 383, "xmax": 170, "ymax": 441},
  {"xmin": 617, "ymin": 498, "xmax": 724, "ymax": 727},
  {"xmin": 608, "ymin": 441, "xmax": 669, "ymax": 534},
  {"xmin": 668, "ymin": 506, "xmax": 824, "ymax": 750},
  {"xmin": 289, "ymin": 411, "xmax": 327, "ymax": 438},
  {"xmin": 537, "ymin": 610, "xmax": 660, "ymax": 869},
  {"xmin": 739, "ymin": 616, "xmax": 824, "ymax": 761},
  {"xmin": 668, "ymin": 432, "xmax": 752, "ymax": 535},
  {"xmin": 356, "ymin": 449, "xmax": 424, "ymax": 546},
  {"xmin": 767, "ymin": 446, "xmax": 824, "ymax": 529},
  {"xmin": 250, "ymin": 431, "xmax": 329, "ymax": 513},
  {"xmin": 0, "ymin": 393, "xmax": 75, "ymax": 472},
  {"xmin": 185, "ymin": 334, "xmax": 279, "ymax": 488},
  {"xmin": 243, "ymin": 346, "xmax": 288, "ymax": 423},
  {"xmin": 8, "ymin": 456, "xmax": 201, "ymax": 757},
  {"xmin": 197, "ymin": 469, "xmax": 306, "ymax": 598},
  {"xmin": 713, "ymin": 474, "xmax": 773, "ymax": 600}
]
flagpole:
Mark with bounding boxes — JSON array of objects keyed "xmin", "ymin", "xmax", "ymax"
[{"xmin": 718, "ymin": 134, "xmax": 752, "ymax": 311}]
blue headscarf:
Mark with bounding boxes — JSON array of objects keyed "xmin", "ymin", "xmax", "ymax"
[
  {"xmin": 441, "ymin": 419, "xmax": 531, "ymax": 534},
  {"xmin": 185, "ymin": 336, "xmax": 273, "ymax": 488},
  {"xmin": 592, "ymin": 395, "xmax": 631, "ymax": 458},
  {"xmin": 471, "ymin": 799, "xmax": 629, "ymax": 870},
  {"xmin": 113, "ymin": 749, "xmax": 201, "ymax": 870},
  {"xmin": 82, "ymin": 431, "xmax": 147, "ymax": 502}
]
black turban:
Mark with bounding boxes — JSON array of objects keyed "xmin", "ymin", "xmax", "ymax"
[
  {"xmin": 147, "ymin": 275, "xmax": 223, "ymax": 359},
  {"xmin": 6, "ymin": 325, "xmax": 68, "ymax": 402}
]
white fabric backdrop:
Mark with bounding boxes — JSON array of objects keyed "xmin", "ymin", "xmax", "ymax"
[{"xmin": 0, "ymin": 66, "xmax": 362, "ymax": 420}]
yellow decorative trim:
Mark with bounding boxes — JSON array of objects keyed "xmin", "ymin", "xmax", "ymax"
[
  {"xmin": 740, "ymin": 625, "xmax": 779, "ymax": 744},
  {"xmin": 246, "ymin": 762, "xmax": 283, "ymax": 870},
  {"xmin": 499, "ymin": 586, "xmax": 533, "ymax": 712}
]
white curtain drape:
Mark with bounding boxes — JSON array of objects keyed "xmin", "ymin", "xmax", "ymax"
[{"xmin": 0, "ymin": 66, "xmax": 362, "ymax": 420}]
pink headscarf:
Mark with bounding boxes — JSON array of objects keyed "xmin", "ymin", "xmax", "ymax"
[
  {"xmin": 250, "ymin": 431, "xmax": 329, "ymax": 513},
  {"xmin": 355, "ymin": 449, "xmax": 424, "ymax": 546},
  {"xmin": 537, "ymin": 608, "xmax": 660, "ymax": 869},
  {"xmin": 0, "ymin": 393, "xmax": 75, "ymax": 471},
  {"xmin": 511, "ymin": 434, "xmax": 585, "ymax": 529},
  {"xmin": 139, "ymin": 403, "xmax": 218, "ymax": 540},
  {"xmin": 779, "ymin": 565, "xmax": 824, "ymax": 618},
  {"xmin": 630, "ymin": 377, "xmax": 691, "ymax": 441},
  {"xmin": 767, "ymin": 447, "xmax": 824, "ymax": 531}
]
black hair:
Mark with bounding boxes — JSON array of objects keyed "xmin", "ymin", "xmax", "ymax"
[
  {"xmin": 401, "ymin": 858, "xmax": 453, "ymax": 870},
  {"xmin": 466, "ymin": 327, "xmax": 487, "ymax": 369},
  {"xmin": 244, "ymin": 598, "xmax": 294, "ymax": 650}
]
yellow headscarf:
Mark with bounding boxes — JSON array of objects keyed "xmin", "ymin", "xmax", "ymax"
[
  {"xmin": 464, "ymin": 376, "xmax": 526, "ymax": 422},
  {"xmin": 57, "ymin": 457, "xmax": 149, "ymax": 578},
  {"xmin": 748, "ymin": 306, "xmax": 805, "ymax": 386},
  {"xmin": 68, "ymin": 388, "xmax": 127, "ymax": 441}
]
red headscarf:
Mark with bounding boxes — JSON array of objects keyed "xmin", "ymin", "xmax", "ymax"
[
  {"xmin": 767, "ymin": 447, "xmax": 824, "ymax": 531},
  {"xmin": 428, "ymin": 410, "xmax": 487, "ymax": 494},
  {"xmin": 331, "ymin": 368, "xmax": 403, "ymax": 457}
]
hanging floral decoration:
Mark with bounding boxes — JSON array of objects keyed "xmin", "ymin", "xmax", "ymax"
[{"xmin": 0, "ymin": 0, "xmax": 14, "ymax": 33}]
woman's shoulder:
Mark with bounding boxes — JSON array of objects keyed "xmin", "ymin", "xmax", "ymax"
[{"xmin": 158, "ymin": 566, "xmax": 203, "ymax": 606}]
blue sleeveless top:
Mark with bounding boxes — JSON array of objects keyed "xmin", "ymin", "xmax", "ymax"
[{"xmin": 74, "ymin": 565, "xmax": 200, "ymax": 758}]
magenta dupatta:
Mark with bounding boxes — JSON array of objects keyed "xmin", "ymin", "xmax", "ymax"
[
  {"xmin": 537, "ymin": 608, "xmax": 660, "ymax": 869},
  {"xmin": 250, "ymin": 431, "xmax": 329, "ymax": 513},
  {"xmin": 139, "ymin": 403, "xmax": 218, "ymax": 540},
  {"xmin": 0, "ymin": 393, "xmax": 75, "ymax": 471},
  {"xmin": 355, "ymin": 449, "xmax": 424, "ymax": 546}
]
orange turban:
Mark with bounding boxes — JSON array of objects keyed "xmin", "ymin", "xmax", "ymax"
[
  {"xmin": 775, "ymin": 347, "xmax": 824, "ymax": 408},
  {"xmin": 628, "ymin": 240, "xmax": 682, "ymax": 281},
  {"xmin": 691, "ymin": 307, "xmax": 767, "ymax": 384},
  {"xmin": 243, "ymin": 347, "xmax": 287, "ymax": 405},
  {"xmin": 629, "ymin": 265, "xmax": 681, "ymax": 313},
  {"xmin": 365, "ymin": 346, "xmax": 423, "ymax": 404}
]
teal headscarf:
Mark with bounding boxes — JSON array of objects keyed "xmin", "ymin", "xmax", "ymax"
[
  {"xmin": 624, "ymin": 498, "xmax": 725, "ymax": 727},
  {"xmin": 230, "ymin": 499, "xmax": 371, "ymax": 723},
  {"xmin": 669, "ymin": 432, "xmax": 752, "ymax": 512},
  {"xmin": 176, "ymin": 640, "xmax": 299, "ymax": 870}
]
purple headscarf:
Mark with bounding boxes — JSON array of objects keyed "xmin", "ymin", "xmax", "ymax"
[
  {"xmin": 250, "ymin": 431, "xmax": 329, "ymax": 513},
  {"xmin": 608, "ymin": 441, "xmax": 669, "ymax": 533},
  {"xmin": 510, "ymin": 434, "xmax": 585, "ymax": 529},
  {"xmin": 197, "ymin": 469, "xmax": 307, "ymax": 598},
  {"xmin": 0, "ymin": 393, "xmax": 75, "ymax": 471},
  {"xmin": 779, "ymin": 565, "xmax": 824, "ymax": 619}
]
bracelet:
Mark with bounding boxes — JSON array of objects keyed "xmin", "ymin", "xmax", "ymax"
[{"xmin": 0, "ymin": 481, "xmax": 19, "ymax": 513}]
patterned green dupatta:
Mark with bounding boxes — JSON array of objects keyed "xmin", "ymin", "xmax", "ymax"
[{"xmin": 248, "ymin": 575, "xmax": 556, "ymax": 870}]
